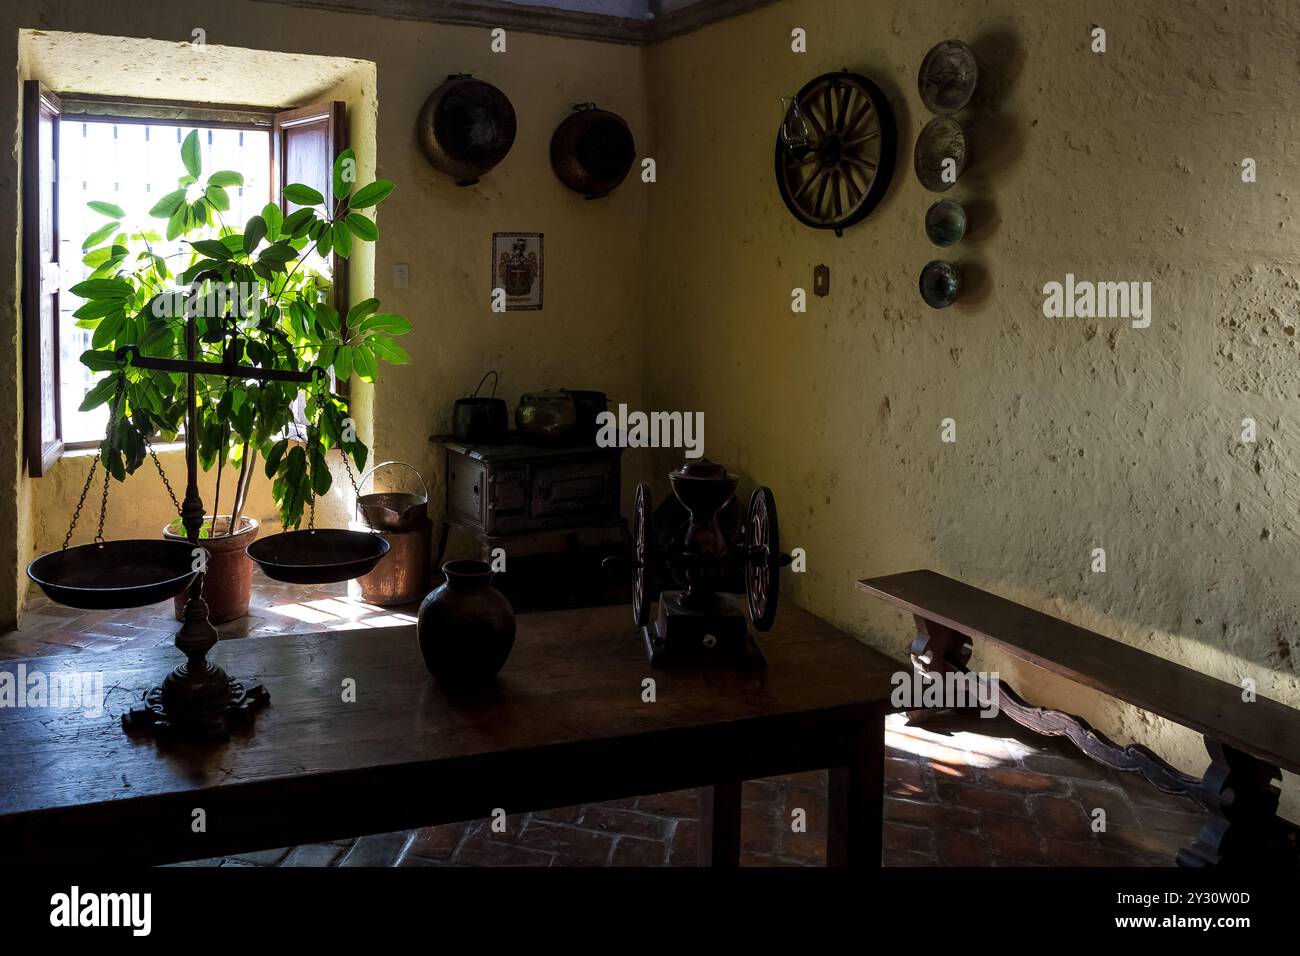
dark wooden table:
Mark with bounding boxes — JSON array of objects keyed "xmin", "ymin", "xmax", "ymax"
[{"xmin": 0, "ymin": 604, "xmax": 900, "ymax": 867}]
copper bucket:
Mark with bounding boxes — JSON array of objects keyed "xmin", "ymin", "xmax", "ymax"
[
  {"xmin": 351, "ymin": 461, "xmax": 432, "ymax": 606},
  {"xmin": 350, "ymin": 515, "xmax": 432, "ymax": 606},
  {"xmin": 356, "ymin": 461, "xmax": 428, "ymax": 532}
]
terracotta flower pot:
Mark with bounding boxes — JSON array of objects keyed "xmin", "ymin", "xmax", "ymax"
[
  {"xmin": 163, "ymin": 515, "xmax": 259, "ymax": 624},
  {"xmin": 417, "ymin": 560, "xmax": 516, "ymax": 689}
]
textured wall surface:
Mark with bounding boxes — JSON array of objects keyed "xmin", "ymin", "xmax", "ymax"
[{"xmin": 642, "ymin": 0, "xmax": 1300, "ymax": 819}]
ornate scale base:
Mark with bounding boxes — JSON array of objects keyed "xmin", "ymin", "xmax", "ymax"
[
  {"xmin": 123, "ymin": 661, "xmax": 270, "ymax": 742},
  {"xmin": 641, "ymin": 591, "xmax": 766, "ymax": 669}
]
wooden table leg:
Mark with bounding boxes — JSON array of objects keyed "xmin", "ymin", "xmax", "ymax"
[
  {"xmin": 699, "ymin": 781, "xmax": 742, "ymax": 867},
  {"xmin": 827, "ymin": 718, "xmax": 884, "ymax": 867}
]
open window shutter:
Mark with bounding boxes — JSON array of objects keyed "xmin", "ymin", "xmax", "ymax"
[
  {"xmin": 22, "ymin": 81, "xmax": 63, "ymax": 476},
  {"xmin": 271, "ymin": 101, "xmax": 349, "ymax": 323}
]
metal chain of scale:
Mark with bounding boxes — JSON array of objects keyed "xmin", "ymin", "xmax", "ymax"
[
  {"xmin": 61, "ymin": 373, "xmax": 183, "ymax": 551},
  {"xmin": 304, "ymin": 375, "xmax": 367, "ymax": 533}
]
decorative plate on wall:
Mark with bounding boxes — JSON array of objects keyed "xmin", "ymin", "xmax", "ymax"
[
  {"xmin": 774, "ymin": 71, "xmax": 897, "ymax": 237},
  {"xmin": 917, "ymin": 39, "xmax": 979, "ymax": 115},
  {"xmin": 924, "ymin": 198, "xmax": 967, "ymax": 246},
  {"xmin": 919, "ymin": 259, "xmax": 960, "ymax": 308},
  {"xmin": 418, "ymin": 74, "xmax": 517, "ymax": 186},
  {"xmin": 914, "ymin": 116, "xmax": 968, "ymax": 192}
]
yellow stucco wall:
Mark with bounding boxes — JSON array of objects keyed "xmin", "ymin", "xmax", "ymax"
[
  {"xmin": 642, "ymin": 0, "xmax": 1300, "ymax": 819},
  {"xmin": 2, "ymin": 1, "xmax": 647, "ymax": 615}
]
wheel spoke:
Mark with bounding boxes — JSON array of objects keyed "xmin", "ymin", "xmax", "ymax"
[
  {"xmin": 835, "ymin": 85, "xmax": 853, "ymax": 133},
  {"xmin": 785, "ymin": 150, "xmax": 819, "ymax": 170},
  {"xmin": 813, "ymin": 172, "xmax": 831, "ymax": 219},
  {"xmin": 844, "ymin": 97, "xmax": 873, "ymax": 135},
  {"xmin": 801, "ymin": 95, "xmax": 826, "ymax": 138},
  {"xmin": 842, "ymin": 166, "xmax": 862, "ymax": 203},
  {"xmin": 843, "ymin": 129, "xmax": 881, "ymax": 147},
  {"xmin": 843, "ymin": 154, "xmax": 878, "ymax": 174},
  {"xmin": 794, "ymin": 165, "xmax": 828, "ymax": 201}
]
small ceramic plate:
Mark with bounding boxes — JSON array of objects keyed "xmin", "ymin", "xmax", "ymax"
[
  {"xmin": 919, "ymin": 260, "xmax": 961, "ymax": 308},
  {"xmin": 918, "ymin": 39, "xmax": 979, "ymax": 115},
  {"xmin": 925, "ymin": 199, "xmax": 967, "ymax": 247},
  {"xmin": 914, "ymin": 116, "xmax": 968, "ymax": 192}
]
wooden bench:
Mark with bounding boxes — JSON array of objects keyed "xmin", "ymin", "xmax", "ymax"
[{"xmin": 858, "ymin": 569, "xmax": 1300, "ymax": 867}]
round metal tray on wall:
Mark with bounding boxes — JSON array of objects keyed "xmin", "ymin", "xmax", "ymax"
[
  {"xmin": 774, "ymin": 71, "xmax": 898, "ymax": 236},
  {"xmin": 417, "ymin": 74, "xmax": 517, "ymax": 186},
  {"xmin": 550, "ymin": 104, "xmax": 637, "ymax": 198}
]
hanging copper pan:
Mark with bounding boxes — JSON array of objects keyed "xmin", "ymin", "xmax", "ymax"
[
  {"xmin": 418, "ymin": 74, "xmax": 517, "ymax": 186},
  {"xmin": 550, "ymin": 103, "xmax": 636, "ymax": 198}
]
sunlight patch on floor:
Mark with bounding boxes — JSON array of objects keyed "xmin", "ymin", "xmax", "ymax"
[
  {"xmin": 267, "ymin": 595, "xmax": 417, "ymax": 630},
  {"xmin": 884, "ymin": 712, "xmax": 1035, "ymax": 771}
]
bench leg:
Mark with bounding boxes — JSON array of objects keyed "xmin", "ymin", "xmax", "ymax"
[
  {"xmin": 827, "ymin": 719, "xmax": 885, "ymax": 867},
  {"xmin": 905, "ymin": 616, "xmax": 979, "ymax": 726},
  {"xmin": 699, "ymin": 781, "xmax": 742, "ymax": 867},
  {"xmin": 1178, "ymin": 738, "xmax": 1291, "ymax": 867}
]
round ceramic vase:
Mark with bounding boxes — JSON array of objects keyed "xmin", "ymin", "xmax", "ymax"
[{"xmin": 417, "ymin": 560, "xmax": 516, "ymax": 689}]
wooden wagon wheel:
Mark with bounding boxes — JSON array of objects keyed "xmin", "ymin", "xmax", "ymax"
[
  {"xmin": 774, "ymin": 71, "xmax": 897, "ymax": 236},
  {"xmin": 632, "ymin": 483, "xmax": 654, "ymax": 628},
  {"xmin": 745, "ymin": 486, "xmax": 782, "ymax": 632}
]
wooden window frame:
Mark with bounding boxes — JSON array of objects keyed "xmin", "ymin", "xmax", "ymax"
[
  {"xmin": 23, "ymin": 81, "xmax": 64, "ymax": 476},
  {"xmin": 25, "ymin": 94, "xmax": 348, "ymax": 462}
]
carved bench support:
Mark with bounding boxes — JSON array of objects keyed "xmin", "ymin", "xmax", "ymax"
[
  {"xmin": 903, "ymin": 616, "xmax": 976, "ymax": 725},
  {"xmin": 906, "ymin": 612, "xmax": 1299, "ymax": 866},
  {"xmin": 1176, "ymin": 739, "xmax": 1294, "ymax": 867}
]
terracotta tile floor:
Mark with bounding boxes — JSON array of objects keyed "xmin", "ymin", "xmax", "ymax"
[{"xmin": 4, "ymin": 573, "xmax": 1209, "ymax": 866}]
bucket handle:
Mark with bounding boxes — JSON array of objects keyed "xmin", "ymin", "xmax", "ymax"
[
  {"xmin": 472, "ymin": 370, "xmax": 499, "ymax": 399},
  {"xmin": 354, "ymin": 460, "xmax": 429, "ymax": 518}
]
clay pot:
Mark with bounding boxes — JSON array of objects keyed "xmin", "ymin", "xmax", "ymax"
[
  {"xmin": 163, "ymin": 515, "xmax": 258, "ymax": 624},
  {"xmin": 417, "ymin": 560, "xmax": 516, "ymax": 689}
]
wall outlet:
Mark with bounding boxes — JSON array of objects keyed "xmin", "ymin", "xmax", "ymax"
[{"xmin": 393, "ymin": 263, "xmax": 410, "ymax": 288}]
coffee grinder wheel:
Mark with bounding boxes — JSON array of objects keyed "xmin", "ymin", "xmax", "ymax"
[
  {"xmin": 632, "ymin": 482, "xmax": 655, "ymax": 628},
  {"xmin": 745, "ymin": 486, "xmax": 784, "ymax": 632}
]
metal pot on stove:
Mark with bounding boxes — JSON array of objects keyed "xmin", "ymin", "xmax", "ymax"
[
  {"xmin": 453, "ymin": 370, "xmax": 509, "ymax": 444},
  {"xmin": 515, "ymin": 390, "xmax": 577, "ymax": 442}
]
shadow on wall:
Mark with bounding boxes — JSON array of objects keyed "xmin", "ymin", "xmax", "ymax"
[{"xmin": 953, "ymin": 22, "xmax": 1027, "ymax": 313}]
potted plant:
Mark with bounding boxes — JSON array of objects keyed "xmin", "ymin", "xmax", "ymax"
[{"xmin": 68, "ymin": 130, "xmax": 410, "ymax": 622}]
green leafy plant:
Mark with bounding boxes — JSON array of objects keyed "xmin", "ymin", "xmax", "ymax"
[{"xmin": 70, "ymin": 130, "xmax": 409, "ymax": 531}]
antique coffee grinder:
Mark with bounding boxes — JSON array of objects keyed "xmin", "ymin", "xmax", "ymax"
[{"xmin": 611, "ymin": 459, "xmax": 790, "ymax": 667}]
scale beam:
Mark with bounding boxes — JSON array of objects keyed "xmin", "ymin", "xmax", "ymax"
[{"xmin": 114, "ymin": 345, "xmax": 324, "ymax": 385}]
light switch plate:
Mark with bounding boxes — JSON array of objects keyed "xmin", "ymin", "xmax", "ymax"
[
  {"xmin": 393, "ymin": 263, "xmax": 410, "ymax": 288},
  {"xmin": 813, "ymin": 264, "xmax": 830, "ymax": 297}
]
